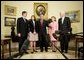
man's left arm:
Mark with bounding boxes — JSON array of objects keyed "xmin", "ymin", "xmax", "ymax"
[
  {"xmin": 45, "ymin": 20, "xmax": 49, "ymax": 27},
  {"xmin": 67, "ymin": 17, "xmax": 71, "ymax": 34}
]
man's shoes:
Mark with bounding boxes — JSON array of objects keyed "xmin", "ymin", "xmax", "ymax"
[
  {"xmin": 31, "ymin": 52, "xmax": 34, "ymax": 54},
  {"xmin": 61, "ymin": 50, "xmax": 64, "ymax": 53},
  {"xmin": 45, "ymin": 50, "xmax": 48, "ymax": 52},
  {"xmin": 40, "ymin": 50, "xmax": 43, "ymax": 52},
  {"xmin": 33, "ymin": 50, "xmax": 38, "ymax": 52},
  {"xmin": 45, "ymin": 51, "xmax": 48, "ymax": 52},
  {"xmin": 25, "ymin": 51, "xmax": 29, "ymax": 54},
  {"xmin": 35, "ymin": 51, "xmax": 38, "ymax": 52},
  {"xmin": 52, "ymin": 50, "xmax": 56, "ymax": 52},
  {"xmin": 65, "ymin": 51, "xmax": 68, "ymax": 53}
]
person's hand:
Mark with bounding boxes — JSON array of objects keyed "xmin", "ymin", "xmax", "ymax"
[
  {"xmin": 18, "ymin": 33, "xmax": 21, "ymax": 37},
  {"xmin": 49, "ymin": 26, "xmax": 52, "ymax": 29},
  {"xmin": 68, "ymin": 32, "xmax": 70, "ymax": 34},
  {"xmin": 28, "ymin": 32, "xmax": 31, "ymax": 36},
  {"xmin": 29, "ymin": 32, "xmax": 32, "ymax": 34}
]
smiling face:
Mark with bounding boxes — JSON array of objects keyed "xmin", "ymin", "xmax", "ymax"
[
  {"xmin": 40, "ymin": 14, "xmax": 44, "ymax": 20},
  {"xmin": 51, "ymin": 16, "xmax": 56, "ymax": 22},
  {"xmin": 31, "ymin": 16, "xmax": 35, "ymax": 20},
  {"xmin": 51, "ymin": 17, "xmax": 55, "ymax": 21},
  {"xmin": 60, "ymin": 11, "xmax": 65, "ymax": 18},
  {"xmin": 22, "ymin": 12, "xmax": 27, "ymax": 17},
  {"xmin": 31, "ymin": 15, "xmax": 36, "ymax": 21}
]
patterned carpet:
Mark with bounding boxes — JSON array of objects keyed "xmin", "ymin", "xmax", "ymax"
[
  {"xmin": 1, "ymin": 47, "xmax": 78, "ymax": 59},
  {"xmin": 19, "ymin": 50, "xmax": 65, "ymax": 59},
  {"xmin": 1, "ymin": 41, "xmax": 79, "ymax": 59},
  {"xmin": 13, "ymin": 49, "xmax": 78, "ymax": 59}
]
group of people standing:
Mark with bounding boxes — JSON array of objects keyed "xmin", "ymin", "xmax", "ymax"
[{"xmin": 17, "ymin": 11, "xmax": 71, "ymax": 54}]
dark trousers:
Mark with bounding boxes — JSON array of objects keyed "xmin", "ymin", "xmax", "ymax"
[
  {"xmin": 60, "ymin": 34, "xmax": 69, "ymax": 52},
  {"xmin": 39, "ymin": 33, "xmax": 48, "ymax": 52},
  {"xmin": 19, "ymin": 36, "xmax": 27, "ymax": 53}
]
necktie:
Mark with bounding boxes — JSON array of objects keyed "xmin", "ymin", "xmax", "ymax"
[
  {"xmin": 24, "ymin": 18, "xmax": 26, "ymax": 22},
  {"xmin": 40, "ymin": 20, "xmax": 43, "ymax": 26}
]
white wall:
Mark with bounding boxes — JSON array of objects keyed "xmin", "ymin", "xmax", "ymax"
[{"xmin": 1, "ymin": 1, "xmax": 83, "ymax": 37}]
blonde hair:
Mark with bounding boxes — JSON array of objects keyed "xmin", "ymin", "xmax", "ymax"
[{"xmin": 51, "ymin": 16, "xmax": 56, "ymax": 21}]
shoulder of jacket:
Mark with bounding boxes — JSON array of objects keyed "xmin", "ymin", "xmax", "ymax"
[
  {"xmin": 65, "ymin": 17, "xmax": 69, "ymax": 19},
  {"xmin": 28, "ymin": 19, "xmax": 31, "ymax": 21},
  {"xmin": 18, "ymin": 17, "xmax": 23, "ymax": 19},
  {"xmin": 17, "ymin": 17, "xmax": 22, "ymax": 21},
  {"xmin": 58, "ymin": 18, "xmax": 61, "ymax": 21}
]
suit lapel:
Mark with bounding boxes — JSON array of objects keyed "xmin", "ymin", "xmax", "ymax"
[
  {"xmin": 63, "ymin": 17, "xmax": 66, "ymax": 24},
  {"xmin": 22, "ymin": 17, "xmax": 27, "ymax": 23},
  {"xmin": 31, "ymin": 20, "xmax": 33, "ymax": 26},
  {"xmin": 39, "ymin": 19, "xmax": 42, "ymax": 26},
  {"xmin": 61, "ymin": 17, "xmax": 65, "ymax": 25},
  {"xmin": 39, "ymin": 19, "xmax": 45, "ymax": 27},
  {"xmin": 42, "ymin": 20, "xmax": 44, "ymax": 26},
  {"xmin": 22, "ymin": 17, "xmax": 25, "ymax": 23},
  {"xmin": 38, "ymin": 20, "xmax": 41, "ymax": 27},
  {"xmin": 60, "ymin": 18, "xmax": 62, "ymax": 25},
  {"xmin": 32, "ymin": 20, "xmax": 35, "ymax": 28}
]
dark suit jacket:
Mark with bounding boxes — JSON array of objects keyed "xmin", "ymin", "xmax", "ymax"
[
  {"xmin": 17, "ymin": 17, "xmax": 29, "ymax": 37},
  {"xmin": 58, "ymin": 17, "xmax": 71, "ymax": 34},
  {"xmin": 37, "ymin": 19, "xmax": 48, "ymax": 35},
  {"xmin": 29, "ymin": 19, "xmax": 38, "ymax": 33}
]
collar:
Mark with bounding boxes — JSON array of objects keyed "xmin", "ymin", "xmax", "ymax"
[
  {"xmin": 62, "ymin": 16, "xmax": 65, "ymax": 19},
  {"xmin": 22, "ymin": 16, "xmax": 26, "ymax": 19}
]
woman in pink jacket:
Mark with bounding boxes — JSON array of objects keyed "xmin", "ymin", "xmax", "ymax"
[{"xmin": 48, "ymin": 16, "xmax": 58, "ymax": 52}]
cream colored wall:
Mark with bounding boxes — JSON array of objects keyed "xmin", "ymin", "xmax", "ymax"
[{"xmin": 1, "ymin": 1, "xmax": 83, "ymax": 37}]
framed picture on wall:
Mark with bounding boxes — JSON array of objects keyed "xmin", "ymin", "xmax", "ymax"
[
  {"xmin": 5, "ymin": 17, "xmax": 16, "ymax": 26},
  {"xmin": 34, "ymin": 3, "xmax": 48, "ymax": 20},
  {"xmin": 65, "ymin": 10, "xmax": 80, "ymax": 23},
  {"xmin": 4, "ymin": 5, "xmax": 17, "ymax": 16}
]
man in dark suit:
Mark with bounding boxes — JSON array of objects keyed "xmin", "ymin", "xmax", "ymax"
[
  {"xmin": 58, "ymin": 11, "xmax": 71, "ymax": 53},
  {"xmin": 37, "ymin": 14, "xmax": 48, "ymax": 52},
  {"xmin": 17, "ymin": 11, "xmax": 29, "ymax": 54}
]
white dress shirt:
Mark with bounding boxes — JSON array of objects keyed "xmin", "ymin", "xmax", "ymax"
[
  {"xmin": 32, "ymin": 20, "xmax": 35, "ymax": 27},
  {"xmin": 22, "ymin": 16, "xmax": 26, "ymax": 22},
  {"xmin": 62, "ymin": 16, "xmax": 65, "ymax": 24},
  {"xmin": 32, "ymin": 20, "xmax": 36, "ymax": 32}
]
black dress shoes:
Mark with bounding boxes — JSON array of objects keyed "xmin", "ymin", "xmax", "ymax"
[
  {"xmin": 31, "ymin": 52, "xmax": 34, "ymax": 53},
  {"xmin": 25, "ymin": 51, "xmax": 29, "ymax": 54},
  {"xmin": 52, "ymin": 51, "xmax": 56, "ymax": 52},
  {"xmin": 61, "ymin": 50, "xmax": 64, "ymax": 53},
  {"xmin": 40, "ymin": 50, "xmax": 43, "ymax": 52},
  {"xmin": 65, "ymin": 51, "xmax": 68, "ymax": 53},
  {"xmin": 45, "ymin": 50, "xmax": 48, "ymax": 52},
  {"xmin": 33, "ymin": 50, "xmax": 38, "ymax": 52}
]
